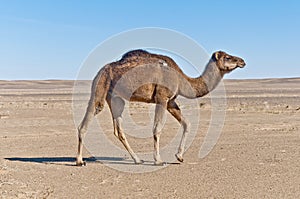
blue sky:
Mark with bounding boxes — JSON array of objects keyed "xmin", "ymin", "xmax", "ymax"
[{"xmin": 0, "ymin": 0, "xmax": 299, "ymax": 80}]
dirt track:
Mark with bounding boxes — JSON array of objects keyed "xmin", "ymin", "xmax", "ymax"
[{"xmin": 0, "ymin": 79, "xmax": 299, "ymax": 198}]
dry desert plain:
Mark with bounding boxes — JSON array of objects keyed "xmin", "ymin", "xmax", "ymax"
[{"xmin": 0, "ymin": 78, "xmax": 299, "ymax": 198}]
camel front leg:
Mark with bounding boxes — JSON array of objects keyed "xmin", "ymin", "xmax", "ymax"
[
  {"xmin": 175, "ymin": 116, "xmax": 190, "ymax": 162},
  {"xmin": 167, "ymin": 100, "xmax": 190, "ymax": 162}
]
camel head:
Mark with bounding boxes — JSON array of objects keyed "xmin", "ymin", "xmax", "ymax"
[{"xmin": 212, "ymin": 51, "xmax": 246, "ymax": 73}]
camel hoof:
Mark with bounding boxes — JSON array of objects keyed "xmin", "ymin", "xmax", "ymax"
[
  {"xmin": 134, "ymin": 159, "xmax": 144, "ymax": 164},
  {"xmin": 76, "ymin": 161, "xmax": 86, "ymax": 166},
  {"xmin": 154, "ymin": 161, "xmax": 166, "ymax": 166},
  {"xmin": 175, "ymin": 154, "xmax": 184, "ymax": 162}
]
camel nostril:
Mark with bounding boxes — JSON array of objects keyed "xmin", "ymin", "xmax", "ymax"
[{"xmin": 239, "ymin": 61, "xmax": 246, "ymax": 68}]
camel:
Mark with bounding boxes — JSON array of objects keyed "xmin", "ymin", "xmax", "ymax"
[{"xmin": 76, "ymin": 49, "xmax": 245, "ymax": 166}]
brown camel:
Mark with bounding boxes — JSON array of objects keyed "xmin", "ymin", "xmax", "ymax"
[{"xmin": 76, "ymin": 49, "xmax": 246, "ymax": 166}]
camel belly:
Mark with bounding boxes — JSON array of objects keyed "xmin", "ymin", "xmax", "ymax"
[
  {"xmin": 111, "ymin": 83, "xmax": 156, "ymax": 103},
  {"xmin": 129, "ymin": 84, "xmax": 156, "ymax": 103}
]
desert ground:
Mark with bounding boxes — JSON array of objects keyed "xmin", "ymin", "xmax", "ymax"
[{"xmin": 0, "ymin": 78, "xmax": 299, "ymax": 198}]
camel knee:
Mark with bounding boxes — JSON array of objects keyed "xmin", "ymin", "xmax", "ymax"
[
  {"xmin": 113, "ymin": 117, "xmax": 126, "ymax": 141},
  {"xmin": 77, "ymin": 128, "xmax": 86, "ymax": 143},
  {"xmin": 182, "ymin": 120, "xmax": 191, "ymax": 132},
  {"xmin": 153, "ymin": 119, "xmax": 164, "ymax": 134},
  {"xmin": 113, "ymin": 129, "xmax": 118, "ymax": 138},
  {"xmin": 153, "ymin": 133, "xmax": 161, "ymax": 143},
  {"xmin": 78, "ymin": 121, "xmax": 88, "ymax": 134},
  {"xmin": 78, "ymin": 125, "xmax": 84, "ymax": 136},
  {"xmin": 79, "ymin": 108, "xmax": 94, "ymax": 135},
  {"xmin": 153, "ymin": 125, "xmax": 160, "ymax": 136},
  {"xmin": 153, "ymin": 127, "xmax": 162, "ymax": 145},
  {"xmin": 117, "ymin": 132, "xmax": 126, "ymax": 142}
]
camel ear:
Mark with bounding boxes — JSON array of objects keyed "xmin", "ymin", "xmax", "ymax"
[{"xmin": 213, "ymin": 51, "xmax": 223, "ymax": 60}]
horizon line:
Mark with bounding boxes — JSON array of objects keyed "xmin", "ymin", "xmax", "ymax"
[{"xmin": 1, "ymin": 76, "xmax": 300, "ymax": 82}]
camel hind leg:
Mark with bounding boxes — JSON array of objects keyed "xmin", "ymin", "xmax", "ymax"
[
  {"xmin": 106, "ymin": 95, "xmax": 143, "ymax": 164},
  {"xmin": 152, "ymin": 102, "xmax": 167, "ymax": 165},
  {"xmin": 76, "ymin": 71, "xmax": 110, "ymax": 166},
  {"xmin": 76, "ymin": 104, "xmax": 95, "ymax": 166},
  {"xmin": 76, "ymin": 98, "xmax": 107, "ymax": 166}
]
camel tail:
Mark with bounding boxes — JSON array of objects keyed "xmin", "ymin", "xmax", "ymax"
[{"xmin": 88, "ymin": 67, "xmax": 111, "ymax": 115}]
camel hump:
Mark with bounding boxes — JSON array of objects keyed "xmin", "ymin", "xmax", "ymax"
[{"xmin": 121, "ymin": 49, "xmax": 150, "ymax": 60}]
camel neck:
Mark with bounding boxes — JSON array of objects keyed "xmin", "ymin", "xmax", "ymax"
[
  {"xmin": 179, "ymin": 60, "xmax": 224, "ymax": 99},
  {"xmin": 200, "ymin": 60, "xmax": 224, "ymax": 93}
]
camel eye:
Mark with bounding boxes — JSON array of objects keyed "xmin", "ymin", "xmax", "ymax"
[{"xmin": 225, "ymin": 56, "xmax": 231, "ymax": 61}]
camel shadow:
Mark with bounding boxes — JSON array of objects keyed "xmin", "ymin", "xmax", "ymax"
[
  {"xmin": 4, "ymin": 156, "xmax": 136, "ymax": 166},
  {"xmin": 5, "ymin": 156, "xmax": 180, "ymax": 167}
]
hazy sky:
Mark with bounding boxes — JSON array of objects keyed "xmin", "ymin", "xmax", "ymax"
[{"xmin": 1, "ymin": 0, "xmax": 300, "ymax": 80}]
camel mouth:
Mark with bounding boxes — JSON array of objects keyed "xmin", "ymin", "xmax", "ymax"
[{"xmin": 238, "ymin": 62, "xmax": 246, "ymax": 68}]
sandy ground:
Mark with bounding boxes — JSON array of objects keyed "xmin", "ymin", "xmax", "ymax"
[{"xmin": 0, "ymin": 78, "xmax": 299, "ymax": 198}]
